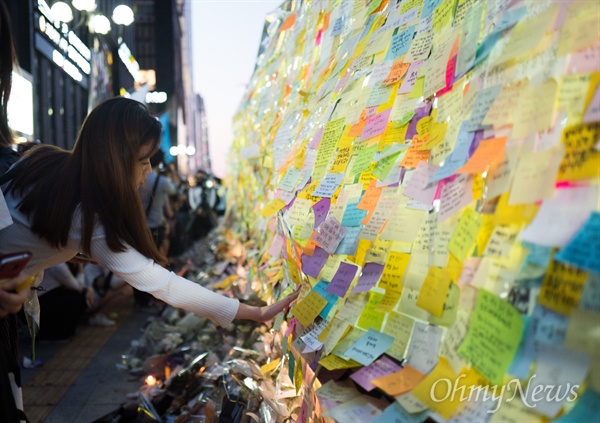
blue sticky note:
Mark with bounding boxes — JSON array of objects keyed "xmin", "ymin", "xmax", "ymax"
[
  {"xmin": 342, "ymin": 202, "xmax": 368, "ymax": 227},
  {"xmin": 509, "ymin": 305, "xmax": 569, "ymax": 379},
  {"xmin": 508, "ymin": 316, "xmax": 531, "ymax": 379},
  {"xmin": 429, "ymin": 123, "xmax": 474, "ymax": 183},
  {"xmin": 422, "ymin": 0, "xmax": 442, "ymax": 17},
  {"xmin": 344, "ymin": 329, "xmax": 395, "ymax": 366},
  {"xmin": 522, "ymin": 241, "xmax": 553, "ymax": 268},
  {"xmin": 314, "ymin": 173, "xmax": 345, "ymax": 197},
  {"xmin": 335, "ymin": 226, "xmax": 362, "ymax": 255},
  {"xmin": 493, "ymin": 7, "xmax": 526, "ymax": 35},
  {"xmin": 555, "ymin": 211, "xmax": 600, "ymax": 274},
  {"xmin": 313, "ymin": 281, "xmax": 339, "ymax": 318},
  {"xmin": 580, "ymin": 273, "xmax": 600, "ymax": 313},
  {"xmin": 385, "ymin": 26, "xmax": 415, "ymax": 60},
  {"xmin": 331, "ymin": 17, "xmax": 344, "ymax": 36},
  {"xmin": 372, "ymin": 402, "xmax": 429, "ymax": 423},
  {"xmin": 556, "ymin": 390, "xmax": 600, "ymax": 422}
]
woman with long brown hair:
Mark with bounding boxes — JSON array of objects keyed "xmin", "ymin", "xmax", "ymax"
[{"xmin": 0, "ymin": 97, "xmax": 298, "ymax": 330}]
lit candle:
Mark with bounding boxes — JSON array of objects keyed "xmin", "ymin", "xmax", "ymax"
[{"xmin": 145, "ymin": 375, "xmax": 157, "ymax": 386}]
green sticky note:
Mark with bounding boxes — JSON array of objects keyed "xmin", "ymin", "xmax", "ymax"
[
  {"xmin": 372, "ymin": 151, "xmax": 401, "ymax": 181},
  {"xmin": 457, "ymin": 289, "xmax": 523, "ymax": 384}
]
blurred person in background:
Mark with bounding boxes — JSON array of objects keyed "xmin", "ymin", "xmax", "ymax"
[{"xmin": 136, "ymin": 149, "xmax": 177, "ymax": 308}]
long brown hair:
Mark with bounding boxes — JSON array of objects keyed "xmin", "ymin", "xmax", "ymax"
[
  {"xmin": 5, "ymin": 98, "xmax": 165, "ymax": 264},
  {"xmin": 0, "ymin": 0, "xmax": 17, "ymax": 147}
]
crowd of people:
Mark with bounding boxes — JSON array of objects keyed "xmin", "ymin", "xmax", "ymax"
[{"xmin": 0, "ymin": 3, "xmax": 298, "ymax": 422}]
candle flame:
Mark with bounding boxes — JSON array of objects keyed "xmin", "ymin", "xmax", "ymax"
[{"xmin": 145, "ymin": 375, "xmax": 157, "ymax": 386}]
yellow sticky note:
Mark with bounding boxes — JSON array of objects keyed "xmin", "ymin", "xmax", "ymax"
[
  {"xmin": 494, "ymin": 192, "xmax": 539, "ymax": 227},
  {"xmin": 378, "ymin": 251, "xmax": 411, "ymax": 292},
  {"xmin": 260, "ymin": 358, "xmax": 281, "ymax": 374},
  {"xmin": 447, "ymin": 209, "xmax": 482, "ymax": 261},
  {"xmin": 538, "ymin": 260, "xmax": 587, "ymax": 316},
  {"xmin": 412, "ymin": 357, "xmax": 462, "ymax": 419},
  {"xmin": 319, "ymin": 354, "xmax": 361, "ymax": 370},
  {"xmin": 429, "ymin": 281, "xmax": 460, "ymax": 328},
  {"xmin": 294, "ymin": 359, "xmax": 303, "ymax": 393},
  {"xmin": 383, "ymin": 311, "xmax": 414, "ymax": 360},
  {"xmin": 290, "ymin": 290, "xmax": 328, "ymax": 327},
  {"xmin": 260, "ymin": 198, "xmax": 286, "ymax": 217},
  {"xmin": 352, "ymin": 239, "xmax": 371, "ymax": 267},
  {"xmin": 329, "ymin": 145, "xmax": 354, "ymax": 173},
  {"xmin": 558, "ymin": 121, "xmax": 600, "ymax": 181},
  {"xmin": 416, "ymin": 267, "xmax": 452, "ymax": 317},
  {"xmin": 408, "ymin": 76, "xmax": 425, "ymax": 99},
  {"xmin": 357, "ymin": 290, "xmax": 386, "ymax": 331},
  {"xmin": 374, "ymin": 289, "xmax": 402, "ymax": 313},
  {"xmin": 419, "ymin": 121, "xmax": 448, "ymax": 150}
]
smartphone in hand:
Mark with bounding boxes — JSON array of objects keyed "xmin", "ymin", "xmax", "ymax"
[{"xmin": 0, "ymin": 251, "xmax": 32, "ymax": 279}]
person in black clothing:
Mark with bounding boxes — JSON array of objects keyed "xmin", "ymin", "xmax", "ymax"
[{"xmin": 0, "ymin": 2, "xmax": 32, "ymax": 422}]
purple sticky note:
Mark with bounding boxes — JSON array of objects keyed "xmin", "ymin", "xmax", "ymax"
[
  {"xmin": 326, "ymin": 262, "xmax": 358, "ymax": 297},
  {"xmin": 352, "ymin": 262, "xmax": 384, "ymax": 293},
  {"xmin": 313, "ymin": 198, "xmax": 331, "ymax": 228},
  {"xmin": 309, "ymin": 127, "xmax": 324, "ymax": 149},
  {"xmin": 301, "ymin": 247, "xmax": 330, "ymax": 278},
  {"xmin": 350, "ymin": 356, "xmax": 403, "ymax": 391}
]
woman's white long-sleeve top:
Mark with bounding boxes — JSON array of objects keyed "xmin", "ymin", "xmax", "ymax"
[{"xmin": 0, "ymin": 189, "xmax": 239, "ymax": 327}]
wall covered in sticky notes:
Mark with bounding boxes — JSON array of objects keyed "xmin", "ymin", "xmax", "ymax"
[{"xmin": 227, "ymin": 0, "xmax": 600, "ymax": 421}]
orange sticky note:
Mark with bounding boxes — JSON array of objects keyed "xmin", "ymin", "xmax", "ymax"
[
  {"xmin": 260, "ymin": 198, "xmax": 286, "ymax": 217},
  {"xmin": 371, "ymin": 364, "xmax": 425, "ymax": 396},
  {"xmin": 400, "ymin": 136, "xmax": 431, "ymax": 168},
  {"xmin": 383, "ymin": 61, "xmax": 410, "ymax": 85},
  {"xmin": 457, "ymin": 137, "xmax": 507, "ymax": 174},
  {"xmin": 280, "ymin": 13, "xmax": 296, "ymax": 32}
]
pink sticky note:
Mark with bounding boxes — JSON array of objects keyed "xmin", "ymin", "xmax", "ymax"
[
  {"xmin": 360, "ymin": 108, "xmax": 392, "ymax": 141},
  {"xmin": 403, "ymin": 161, "xmax": 439, "ymax": 205},
  {"xmin": 268, "ymin": 233, "xmax": 286, "ymax": 258},
  {"xmin": 314, "ymin": 216, "xmax": 347, "ymax": 254},
  {"xmin": 438, "ymin": 175, "xmax": 472, "ymax": 223},
  {"xmin": 350, "ymin": 356, "xmax": 403, "ymax": 391}
]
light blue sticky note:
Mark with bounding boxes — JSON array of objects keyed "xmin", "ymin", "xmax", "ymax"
[
  {"xmin": 509, "ymin": 305, "xmax": 569, "ymax": 379},
  {"xmin": 522, "ymin": 241, "xmax": 553, "ymax": 268},
  {"xmin": 335, "ymin": 226, "xmax": 362, "ymax": 255},
  {"xmin": 344, "ymin": 329, "xmax": 395, "ymax": 366},
  {"xmin": 331, "ymin": 17, "xmax": 344, "ymax": 36},
  {"xmin": 555, "ymin": 211, "xmax": 600, "ymax": 274},
  {"xmin": 429, "ymin": 123, "xmax": 474, "ymax": 183},
  {"xmin": 508, "ymin": 316, "xmax": 532, "ymax": 380},
  {"xmin": 464, "ymin": 84, "xmax": 503, "ymax": 132},
  {"xmin": 580, "ymin": 273, "xmax": 600, "ymax": 313},
  {"xmin": 313, "ymin": 173, "xmax": 345, "ymax": 198},
  {"xmin": 385, "ymin": 26, "xmax": 415, "ymax": 61},
  {"xmin": 555, "ymin": 389, "xmax": 600, "ymax": 422},
  {"xmin": 492, "ymin": 7, "xmax": 527, "ymax": 35},
  {"xmin": 422, "ymin": 0, "xmax": 442, "ymax": 17},
  {"xmin": 342, "ymin": 202, "xmax": 368, "ymax": 227},
  {"xmin": 372, "ymin": 402, "xmax": 429, "ymax": 423},
  {"xmin": 313, "ymin": 281, "xmax": 339, "ymax": 319}
]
